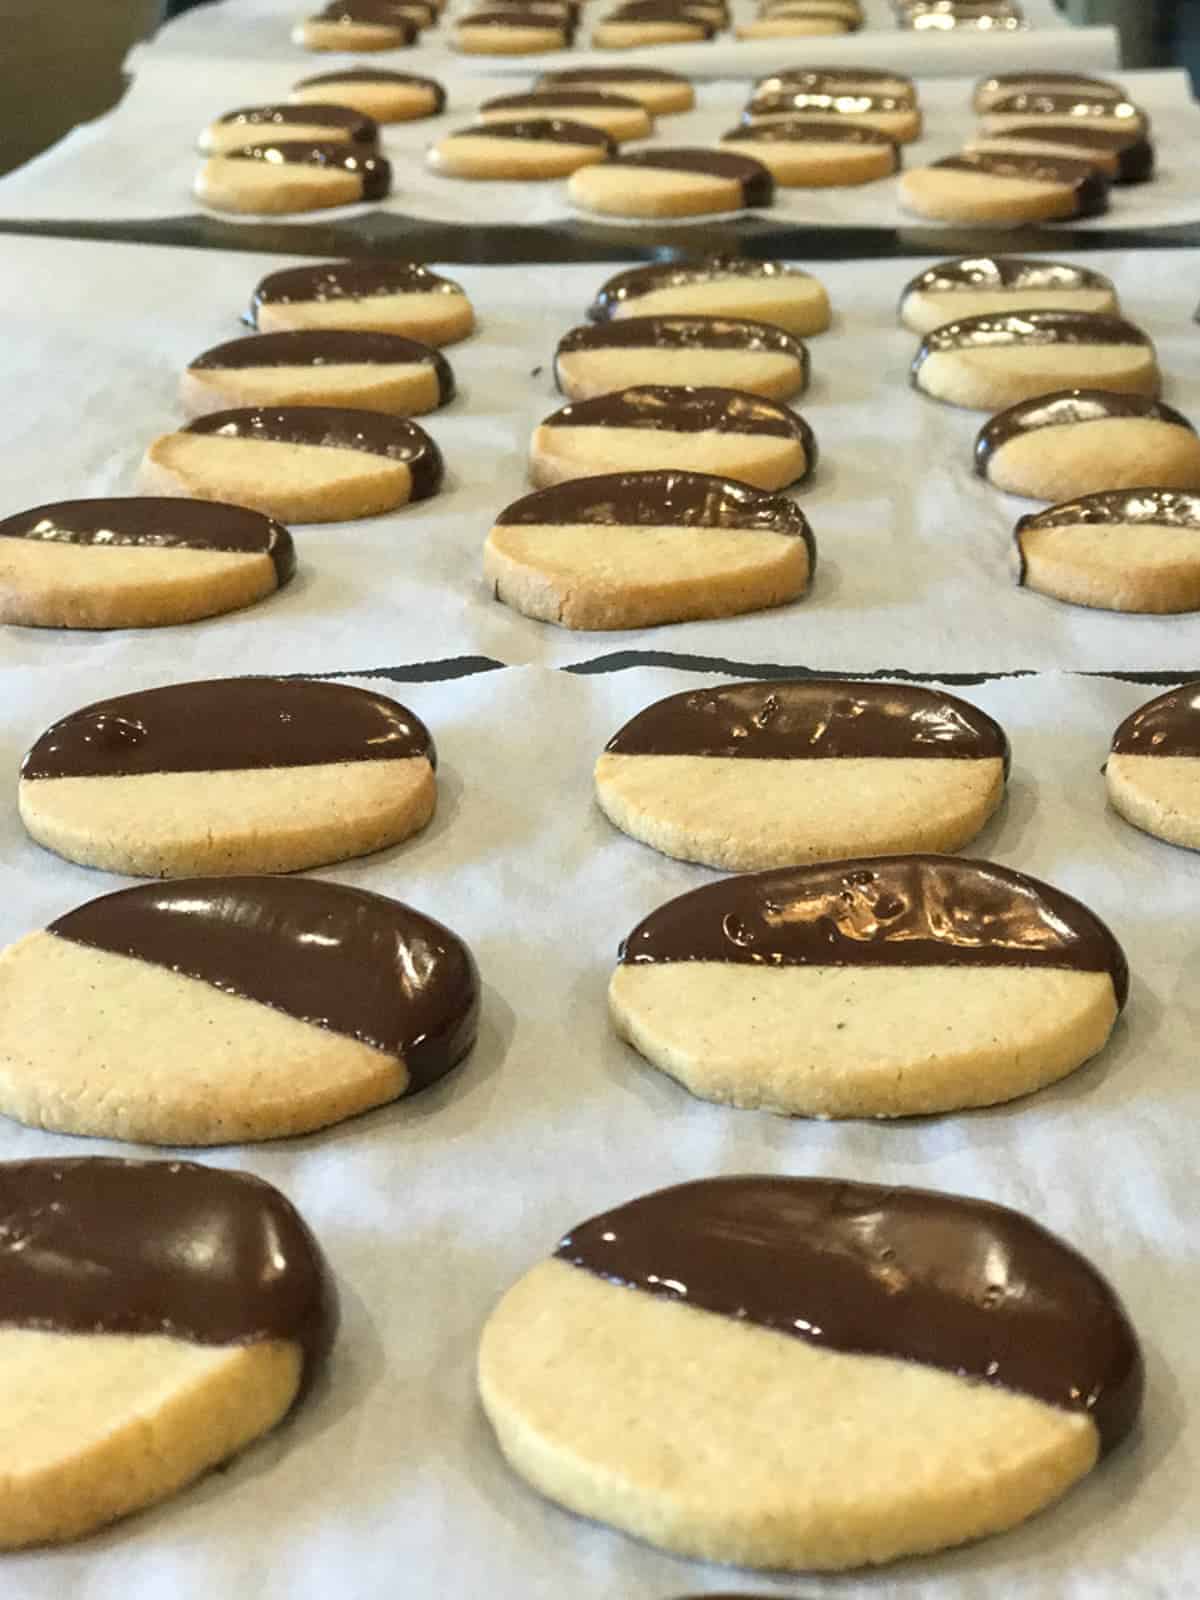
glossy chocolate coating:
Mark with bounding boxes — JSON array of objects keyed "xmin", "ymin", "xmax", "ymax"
[
  {"xmin": 0, "ymin": 1158, "xmax": 336, "ymax": 1398},
  {"xmin": 590, "ymin": 257, "xmax": 807, "ymax": 321},
  {"xmin": 747, "ymin": 89, "xmax": 912, "ymax": 118},
  {"xmin": 251, "ymin": 260, "xmax": 464, "ymax": 317},
  {"xmin": 1112, "ymin": 682, "xmax": 1200, "ymax": 758},
  {"xmin": 556, "ymin": 1176, "xmax": 1142, "ymax": 1454},
  {"xmin": 926, "ymin": 152, "xmax": 1109, "ymax": 217},
  {"xmin": 755, "ymin": 66, "xmax": 916, "ymax": 100},
  {"xmin": 311, "ymin": 0, "xmax": 419, "ymax": 29},
  {"xmin": 458, "ymin": 8, "xmax": 574, "ymax": 30},
  {"xmin": 914, "ymin": 311, "xmax": 1148, "ymax": 378},
  {"xmin": 1016, "ymin": 491, "xmax": 1200, "ymax": 587},
  {"xmin": 556, "ymin": 313, "xmax": 806, "ymax": 362},
  {"xmin": 601, "ymin": 150, "xmax": 773, "ymax": 206},
  {"xmin": 444, "ymin": 118, "xmax": 614, "ymax": 149},
  {"xmin": 982, "ymin": 124, "xmax": 1154, "ymax": 184},
  {"xmin": 619, "ymin": 854, "xmax": 1128, "ymax": 1006},
  {"xmin": 976, "ymin": 71, "xmax": 1124, "ymax": 105},
  {"xmin": 725, "ymin": 119, "xmax": 899, "ymax": 162},
  {"xmin": 182, "ymin": 407, "xmax": 443, "ymax": 497},
  {"xmin": 540, "ymin": 65, "xmax": 688, "ymax": 84},
  {"xmin": 600, "ymin": 0, "xmax": 716, "ymax": 28},
  {"xmin": 21, "ymin": 676, "xmax": 435, "ymax": 781},
  {"xmin": 480, "ymin": 89, "xmax": 643, "ymax": 114},
  {"xmin": 188, "ymin": 330, "xmax": 455, "ymax": 403},
  {"xmin": 541, "ymin": 386, "xmax": 814, "ymax": 462},
  {"xmin": 902, "ymin": 255, "xmax": 1115, "ymax": 301},
  {"xmin": 977, "ymin": 389, "xmax": 1192, "ymax": 476},
  {"xmin": 293, "ymin": 69, "xmax": 446, "ymax": 113},
  {"xmin": 214, "ymin": 104, "xmax": 377, "ymax": 145},
  {"xmin": 51, "ymin": 877, "xmax": 478, "ymax": 1090},
  {"xmin": 0, "ymin": 497, "xmax": 294, "ymax": 585},
  {"xmin": 987, "ymin": 91, "xmax": 1147, "ymax": 131},
  {"xmin": 225, "ymin": 141, "xmax": 391, "ymax": 200},
  {"xmin": 606, "ymin": 680, "xmax": 1009, "ymax": 772}
]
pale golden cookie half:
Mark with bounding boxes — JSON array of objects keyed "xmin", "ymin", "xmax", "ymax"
[
  {"xmin": 290, "ymin": 69, "xmax": 446, "ymax": 124},
  {"xmin": 292, "ymin": 0, "xmax": 420, "ymax": 50},
  {"xmin": 744, "ymin": 89, "xmax": 921, "ymax": 143},
  {"xmin": 428, "ymin": 117, "xmax": 614, "ymax": 179},
  {"xmin": 590, "ymin": 256, "xmax": 831, "ymax": 336},
  {"xmin": 1018, "ymin": 489, "xmax": 1200, "ymax": 614},
  {"xmin": 198, "ymin": 102, "xmax": 379, "ymax": 156},
  {"xmin": 478, "ymin": 89, "xmax": 653, "ymax": 142},
  {"xmin": 721, "ymin": 119, "xmax": 898, "ymax": 186},
  {"xmin": 569, "ymin": 148, "xmax": 772, "ymax": 219},
  {"xmin": 737, "ymin": 11, "xmax": 858, "ymax": 39},
  {"xmin": 1107, "ymin": 682, "xmax": 1200, "ymax": 846},
  {"xmin": 591, "ymin": 1, "xmax": 717, "ymax": 47},
  {"xmin": 479, "ymin": 1175, "xmax": 1142, "ymax": 1570},
  {"xmin": 452, "ymin": 11, "xmax": 574, "ymax": 52},
  {"xmin": 898, "ymin": 255, "xmax": 1119, "ymax": 335},
  {"xmin": 18, "ymin": 677, "xmax": 438, "ymax": 877},
  {"xmin": 534, "ymin": 65, "xmax": 694, "ymax": 114},
  {"xmin": 0, "ymin": 1157, "xmax": 335, "ymax": 1548},
  {"xmin": 249, "ymin": 259, "xmax": 474, "ymax": 344},
  {"xmin": 195, "ymin": 140, "xmax": 391, "ymax": 215},
  {"xmin": 899, "ymin": 150, "xmax": 1108, "ymax": 225},
  {"xmin": 554, "ymin": 314, "xmax": 809, "ymax": 401}
]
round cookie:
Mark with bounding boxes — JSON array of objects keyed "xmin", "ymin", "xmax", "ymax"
[
  {"xmin": 0, "ymin": 878, "xmax": 478, "ymax": 1144},
  {"xmin": 980, "ymin": 93, "xmax": 1149, "ymax": 139},
  {"xmin": 568, "ymin": 149, "xmax": 773, "ymax": 220},
  {"xmin": 292, "ymin": 0, "xmax": 419, "ymax": 50},
  {"xmin": 596, "ymin": 679, "xmax": 1007, "ymax": 869},
  {"xmin": 591, "ymin": 2, "xmax": 717, "ymax": 48},
  {"xmin": 722, "ymin": 120, "xmax": 898, "ymax": 186},
  {"xmin": 610, "ymin": 854, "xmax": 1128, "ymax": 1117},
  {"xmin": 18, "ymin": 676, "xmax": 437, "ymax": 877},
  {"xmin": 195, "ymin": 141, "xmax": 390, "ymax": 215},
  {"xmin": 976, "ymin": 390, "xmax": 1200, "ymax": 501},
  {"xmin": 755, "ymin": 65, "xmax": 916, "ymax": 102},
  {"xmin": 181, "ymin": 330, "xmax": 454, "ymax": 417},
  {"xmin": 1107, "ymin": 683, "xmax": 1200, "ymax": 847},
  {"xmin": 554, "ymin": 315, "xmax": 809, "ymax": 402},
  {"xmin": 0, "ymin": 496, "xmax": 293, "ymax": 630},
  {"xmin": 452, "ymin": 11, "xmax": 574, "ymax": 51},
  {"xmin": 1017, "ymin": 490, "xmax": 1200, "ymax": 614},
  {"xmin": 911, "ymin": 311, "xmax": 1158, "ymax": 413},
  {"xmin": 530, "ymin": 386, "xmax": 815, "ymax": 491},
  {"xmin": 198, "ymin": 104, "xmax": 378, "ymax": 157},
  {"xmin": 478, "ymin": 90, "xmax": 653, "ymax": 142},
  {"xmin": 745, "ymin": 89, "xmax": 921, "ymax": 143},
  {"xmin": 139, "ymin": 406, "xmax": 443, "ymax": 522},
  {"xmin": 974, "ymin": 70, "xmax": 1125, "ymax": 112},
  {"xmin": 249, "ymin": 259, "xmax": 474, "ymax": 345},
  {"xmin": 898, "ymin": 256, "xmax": 1119, "ymax": 336},
  {"xmin": 478, "ymin": 1175, "xmax": 1142, "ymax": 1570},
  {"xmin": 0, "ymin": 1158, "xmax": 335, "ymax": 1549},
  {"xmin": 899, "ymin": 151, "xmax": 1108, "ymax": 225},
  {"xmin": 590, "ymin": 257, "xmax": 830, "ymax": 336},
  {"xmin": 427, "ymin": 118, "xmax": 613, "ymax": 179},
  {"xmin": 290, "ymin": 69, "xmax": 446, "ymax": 124},
  {"xmin": 484, "ymin": 469, "xmax": 814, "ymax": 629},
  {"xmin": 965, "ymin": 124, "xmax": 1154, "ymax": 185},
  {"xmin": 534, "ymin": 65, "xmax": 693, "ymax": 114}
]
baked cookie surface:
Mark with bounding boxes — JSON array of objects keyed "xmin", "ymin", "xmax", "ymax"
[
  {"xmin": 554, "ymin": 314, "xmax": 808, "ymax": 401},
  {"xmin": 568, "ymin": 148, "xmax": 772, "ymax": 219},
  {"xmin": 249, "ymin": 259, "xmax": 474, "ymax": 344},
  {"xmin": 292, "ymin": 0, "xmax": 419, "ymax": 50},
  {"xmin": 899, "ymin": 255, "xmax": 1119, "ymax": 334},
  {"xmin": 980, "ymin": 92, "xmax": 1149, "ymax": 139},
  {"xmin": 478, "ymin": 89, "xmax": 652, "ymax": 140},
  {"xmin": 1107, "ymin": 682, "xmax": 1200, "ymax": 846},
  {"xmin": 290, "ymin": 69, "xmax": 445, "ymax": 122},
  {"xmin": 745, "ymin": 88, "xmax": 921, "ymax": 142},
  {"xmin": 973, "ymin": 70, "xmax": 1125, "ymax": 112},
  {"xmin": 1017, "ymin": 489, "xmax": 1200, "ymax": 613},
  {"xmin": 428, "ymin": 117, "xmax": 613, "ymax": 178},
  {"xmin": 452, "ymin": 10, "xmax": 574, "ymax": 51},
  {"xmin": 899, "ymin": 151, "xmax": 1108, "ymax": 225},
  {"xmin": 589, "ymin": 256, "xmax": 830, "ymax": 335},
  {"xmin": 198, "ymin": 103, "xmax": 378, "ymax": 156},
  {"xmin": 591, "ymin": 1, "xmax": 716, "ymax": 47},
  {"xmin": 722, "ymin": 119, "xmax": 898, "ymax": 186},
  {"xmin": 755, "ymin": 65, "xmax": 916, "ymax": 101},
  {"xmin": 181, "ymin": 330, "xmax": 454, "ymax": 416},
  {"xmin": 965, "ymin": 122, "xmax": 1154, "ymax": 184},
  {"xmin": 195, "ymin": 140, "xmax": 391, "ymax": 214},
  {"xmin": 534, "ymin": 65, "xmax": 694, "ymax": 113}
]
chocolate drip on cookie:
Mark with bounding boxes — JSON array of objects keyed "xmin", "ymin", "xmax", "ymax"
[
  {"xmin": 1111, "ymin": 681, "xmax": 1200, "ymax": 758},
  {"xmin": 557, "ymin": 315, "xmax": 805, "ymax": 358},
  {"xmin": 50, "ymin": 877, "xmax": 478, "ymax": 1088},
  {"xmin": 903, "ymin": 255, "xmax": 1114, "ymax": 298},
  {"xmin": 603, "ymin": 149, "xmax": 773, "ymax": 205},
  {"xmin": 590, "ymin": 257, "xmax": 801, "ymax": 319},
  {"xmin": 21, "ymin": 677, "xmax": 435, "ymax": 780},
  {"xmin": 183, "ymin": 406, "xmax": 443, "ymax": 491},
  {"xmin": 913, "ymin": 310, "xmax": 1148, "ymax": 375},
  {"xmin": 293, "ymin": 69, "xmax": 446, "ymax": 111},
  {"xmin": 251, "ymin": 260, "xmax": 464, "ymax": 313},
  {"xmin": 556, "ymin": 1176, "xmax": 1142, "ymax": 1452},
  {"xmin": 976, "ymin": 390, "xmax": 1192, "ymax": 474},
  {"xmin": 188, "ymin": 332, "xmax": 454, "ymax": 401},
  {"xmin": 542, "ymin": 386, "xmax": 812, "ymax": 450},
  {"xmin": 444, "ymin": 118, "xmax": 614, "ymax": 149},
  {"xmin": 215, "ymin": 104, "xmax": 378, "ymax": 143},
  {"xmin": 0, "ymin": 1158, "xmax": 336, "ymax": 1394},
  {"xmin": 224, "ymin": 141, "xmax": 392, "ymax": 199}
]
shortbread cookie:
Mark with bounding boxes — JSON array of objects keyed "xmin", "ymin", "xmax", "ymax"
[
  {"xmin": 758, "ymin": 0, "xmax": 862, "ymax": 17},
  {"xmin": 19, "ymin": 676, "xmax": 437, "ymax": 877},
  {"xmin": 535, "ymin": 64, "xmax": 693, "ymax": 114},
  {"xmin": 181, "ymin": 330, "xmax": 454, "ymax": 417},
  {"xmin": 737, "ymin": 9, "xmax": 859, "ymax": 39},
  {"xmin": 745, "ymin": 89, "xmax": 921, "ymax": 143},
  {"xmin": 428, "ymin": 118, "xmax": 613, "ymax": 179},
  {"xmin": 485, "ymin": 469, "xmax": 813, "ymax": 628},
  {"xmin": 250, "ymin": 260, "xmax": 474, "ymax": 344},
  {"xmin": 899, "ymin": 151, "xmax": 1107, "ymax": 224},
  {"xmin": 911, "ymin": 311, "xmax": 1157, "ymax": 413},
  {"xmin": 722, "ymin": 120, "xmax": 898, "ymax": 186},
  {"xmin": 0, "ymin": 1157, "xmax": 336, "ymax": 1548},
  {"xmin": 479, "ymin": 1175, "xmax": 1142, "ymax": 1569},
  {"xmin": 590, "ymin": 258, "xmax": 830, "ymax": 335},
  {"xmin": 976, "ymin": 390, "xmax": 1200, "ymax": 501},
  {"xmin": 0, "ymin": 497, "xmax": 293, "ymax": 630},
  {"xmin": 452, "ymin": 10, "xmax": 574, "ymax": 51},
  {"xmin": 611, "ymin": 854, "xmax": 1127, "ymax": 1117},
  {"xmin": 292, "ymin": 0, "xmax": 419, "ymax": 50},
  {"xmin": 139, "ymin": 406, "xmax": 442, "ymax": 522},
  {"xmin": 980, "ymin": 93, "xmax": 1149, "ymax": 139},
  {"xmin": 198, "ymin": 103, "xmax": 377, "ymax": 156},
  {"xmin": 1018, "ymin": 490, "xmax": 1200, "ymax": 614},
  {"xmin": 755, "ymin": 65, "xmax": 916, "ymax": 102},
  {"xmin": 291, "ymin": 69, "xmax": 445, "ymax": 123},
  {"xmin": 899, "ymin": 255, "xmax": 1118, "ymax": 335},
  {"xmin": 0, "ymin": 878, "xmax": 478, "ymax": 1144},
  {"xmin": 554, "ymin": 315, "xmax": 808, "ymax": 401},
  {"xmin": 195, "ymin": 141, "xmax": 390, "ymax": 214},
  {"xmin": 591, "ymin": 2, "xmax": 716, "ymax": 47},
  {"xmin": 478, "ymin": 89, "xmax": 652, "ymax": 141},
  {"xmin": 1107, "ymin": 683, "xmax": 1200, "ymax": 847},
  {"xmin": 569, "ymin": 148, "xmax": 771, "ymax": 219},
  {"xmin": 965, "ymin": 123, "xmax": 1154, "ymax": 185},
  {"xmin": 530, "ymin": 387, "xmax": 814, "ymax": 490},
  {"xmin": 597, "ymin": 679, "xmax": 1007, "ymax": 869},
  {"xmin": 973, "ymin": 70, "xmax": 1125, "ymax": 112}
]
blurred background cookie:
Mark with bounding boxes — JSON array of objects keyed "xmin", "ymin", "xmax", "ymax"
[
  {"xmin": 534, "ymin": 65, "xmax": 694, "ymax": 113},
  {"xmin": 290, "ymin": 68, "xmax": 445, "ymax": 122},
  {"xmin": 198, "ymin": 104, "xmax": 378, "ymax": 156}
]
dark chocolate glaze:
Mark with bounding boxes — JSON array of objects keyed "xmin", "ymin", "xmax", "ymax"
[
  {"xmin": 914, "ymin": 310, "xmax": 1148, "ymax": 376},
  {"xmin": 251, "ymin": 259, "xmax": 464, "ymax": 315},
  {"xmin": 977, "ymin": 71, "xmax": 1124, "ymax": 102},
  {"xmin": 605, "ymin": 680, "xmax": 1009, "ymax": 771},
  {"xmin": 51, "ymin": 877, "xmax": 478, "ymax": 1090},
  {"xmin": 726, "ymin": 119, "xmax": 899, "ymax": 163},
  {"xmin": 601, "ymin": 0, "xmax": 717, "ymax": 28},
  {"xmin": 977, "ymin": 389, "xmax": 1192, "ymax": 475},
  {"xmin": 182, "ymin": 407, "xmax": 443, "ymax": 497},
  {"xmin": 457, "ymin": 8, "xmax": 575, "ymax": 31},
  {"xmin": 225, "ymin": 142, "xmax": 391, "ymax": 200},
  {"xmin": 556, "ymin": 1175, "xmax": 1142, "ymax": 1454},
  {"xmin": 599, "ymin": 150, "xmax": 773, "ymax": 206},
  {"xmin": 1016, "ymin": 491, "xmax": 1200, "ymax": 589},
  {"xmin": 293, "ymin": 69, "xmax": 446, "ymax": 114},
  {"xmin": 619, "ymin": 854, "xmax": 1128, "ymax": 1006},
  {"xmin": 1111, "ymin": 682, "xmax": 1200, "ymax": 758},
  {"xmin": 902, "ymin": 254, "xmax": 1115, "ymax": 300},
  {"xmin": 926, "ymin": 152, "xmax": 1109, "ymax": 217},
  {"xmin": 311, "ymin": 0, "xmax": 419, "ymax": 31},
  {"xmin": 214, "ymin": 104, "xmax": 377, "ymax": 145},
  {"xmin": 21, "ymin": 677, "xmax": 435, "ymax": 782},
  {"xmin": 590, "ymin": 257, "xmax": 808, "ymax": 321},
  {"xmin": 188, "ymin": 331, "xmax": 455, "ymax": 403},
  {"xmin": 480, "ymin": 89, "xmax": 643, "ymax": 113},
  {"xmin": 444, "ymin": 118, "xmax": 614, "ymax": 150},
  {"xmin": 987, "ymin": 91, "xmax": 1147, "ymax": 132},
  {"xmin": 556, "ymin": 313, "xmax": 806, "ymax": 361},
  {"xmin": 747, "ymin": 89, "xmax": 913, "ymax": 118},
  {"xmin": 541, "ymin": 386, "xmax": 815, "ymax": 469},
  {"xmin": 980, "ymin": 123, "xmax": 1154, "ymax": 184},
  {"xmin": 0, "ymin": 1158, "xmax": 336, "ymax": 1399},
  {"xmin": 755, "ymin": 65, "xmax": 916, "ymax": 99},
  {"xmin": 0, "ymin": 497, "xmax": 294, "ymax": 585},
  {"xmin": 541, "ymin": 65, "xmax": 688, "ymax": 82}
]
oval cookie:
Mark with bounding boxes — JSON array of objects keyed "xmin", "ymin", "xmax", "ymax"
[
  {"xmin": 973, "ymin": 70, "xmax": 1125, "ymax": 113},
  {"xmin": 479, "ymin": 1175, "xmax": 1141, "ymax": 1570},
  {"xmin": 980, "ymin": 93, "xmax": 1149, "ymax": 139},
  {"xmin": 965, "ymin": 123, "xmax": 1154, "ymax": 185},
  {"xmin": 535, "ymin": 65, "xmax": 694, "ymax": 114},
  {"xmin": 195, "ymin": 140, "xmax": 390, "ymax": 214},
  {"xmin": 478, "ymin": 89, "xmax": 652, "ymax": 142},
  {"xmin": 181, "ymin": 330, "xmax": 454, "ymax": 417},
  {"xmin": 756, "ymin": 65, "xmax": 916, "ymax": 102},
  {"xmin": 911, "ymin": 310, "xmax": 1157, "ymax": 413},
  {"xmin": 452, "ymin": 10, "xmax": 575, "ymax": 51},
  {"xmin": 292, "ymin": 0, "xmax": 419, "ymax": 50},
  {"xmin": 1017, "ymin": 491, "xmax": 1200, "ymax": 614},
  {"xmin": 722, "ymin": 120, "xmax": 898, "ymax": 186},
  {"xmin": 899, "ymin": 151, "xmax": 1108, "ymax": 225},
  {"xmin": 737, "ymin": 8, "xmax": 860, "ymax": 40},
  {"xmin": 0, "ymin": 878, "xmax": 478, "ymax": 1144},
  {"xmin": 485, "ymin": 469, "xmax": 813, "ymax": 629},
  {"xmin": 745, "ymin": 89, "xmax": 921, "ymax": 143},
  {"xmin": 19, "ymin": 677, "xmax": 437, "ymax": 876},
  {"xmin": 554, "ymin": 316, "xmax": 808, "ymax": 402},
  {"xmin": 530, "ymin": 386, "xmax": 815, "ymax": 491},
  {"xmin": 899, "ymin": 255, "xmax": 1119, "ymax": 335},
  {"xmin": 0, "ymin": 496, "xmax": 294, "ymax": 629},
  {"xmin": 139, "ymin": 406, "xmax": 443, "ymax": 522},
  {"xmin": 610, "ymin": 854, "xmax": 1128, "ymax": 1117},
  {"xmin": 290, "ymin": 69, "xmax": 446, "ymax": 123},
  {"xmin": 428, "ymin": 118, "xmax": 613, "ymax": 179},
  {"xmin": 569, "ymin": 148, "xmax": 772, "ymax": 219},
  {"xmin": 198, "ymin": 103, "xmax": 378, "ymax": 156},
  {"xmin": 589, "ymin": 257, "xmax": 830, "ymax": 335},
  {"xmin": 1107, "ymin": 682, "xmax": 1200, "ymax": 847},
  {"xmin": 591, "ymin": 1, "xmax": 716, "ymax": 47},
  {"xmin": 596, "ymin": 679, "xmax": 1008, "ymax": 869},
  {"xmin": 249, "ymin": 259, "xmax": 474, "ymax": 344},
  {"xmin": 976, "ymin": 390, "xmax": 1200, "ymax": 501}
]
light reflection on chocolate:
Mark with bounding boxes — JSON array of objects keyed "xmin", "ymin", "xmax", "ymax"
[
  {"xmin": 913, "ymin": 309, "xmax": 1148, "ymax": 376},
  {"xmin": 188, "ymin": 331, "xmax": 454, "ymax": 404},
  {"xmin": 224, "ymin": 141, "xmax": 392, "ymax": 199},
  {"xmin": 1016, "ymin": 492, "xmax": 1200, "ymax": 588},
  {"xmin": 977, "ymin": 389, "xmax": 1192, "ymax": 475},
  {"xmin": 182, "ymin": 407, "xmax": 443, "ymax": 497},
  {"xmin": 1111, "ymin": 681, "xmax": 1200, "ymax": 759}
]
